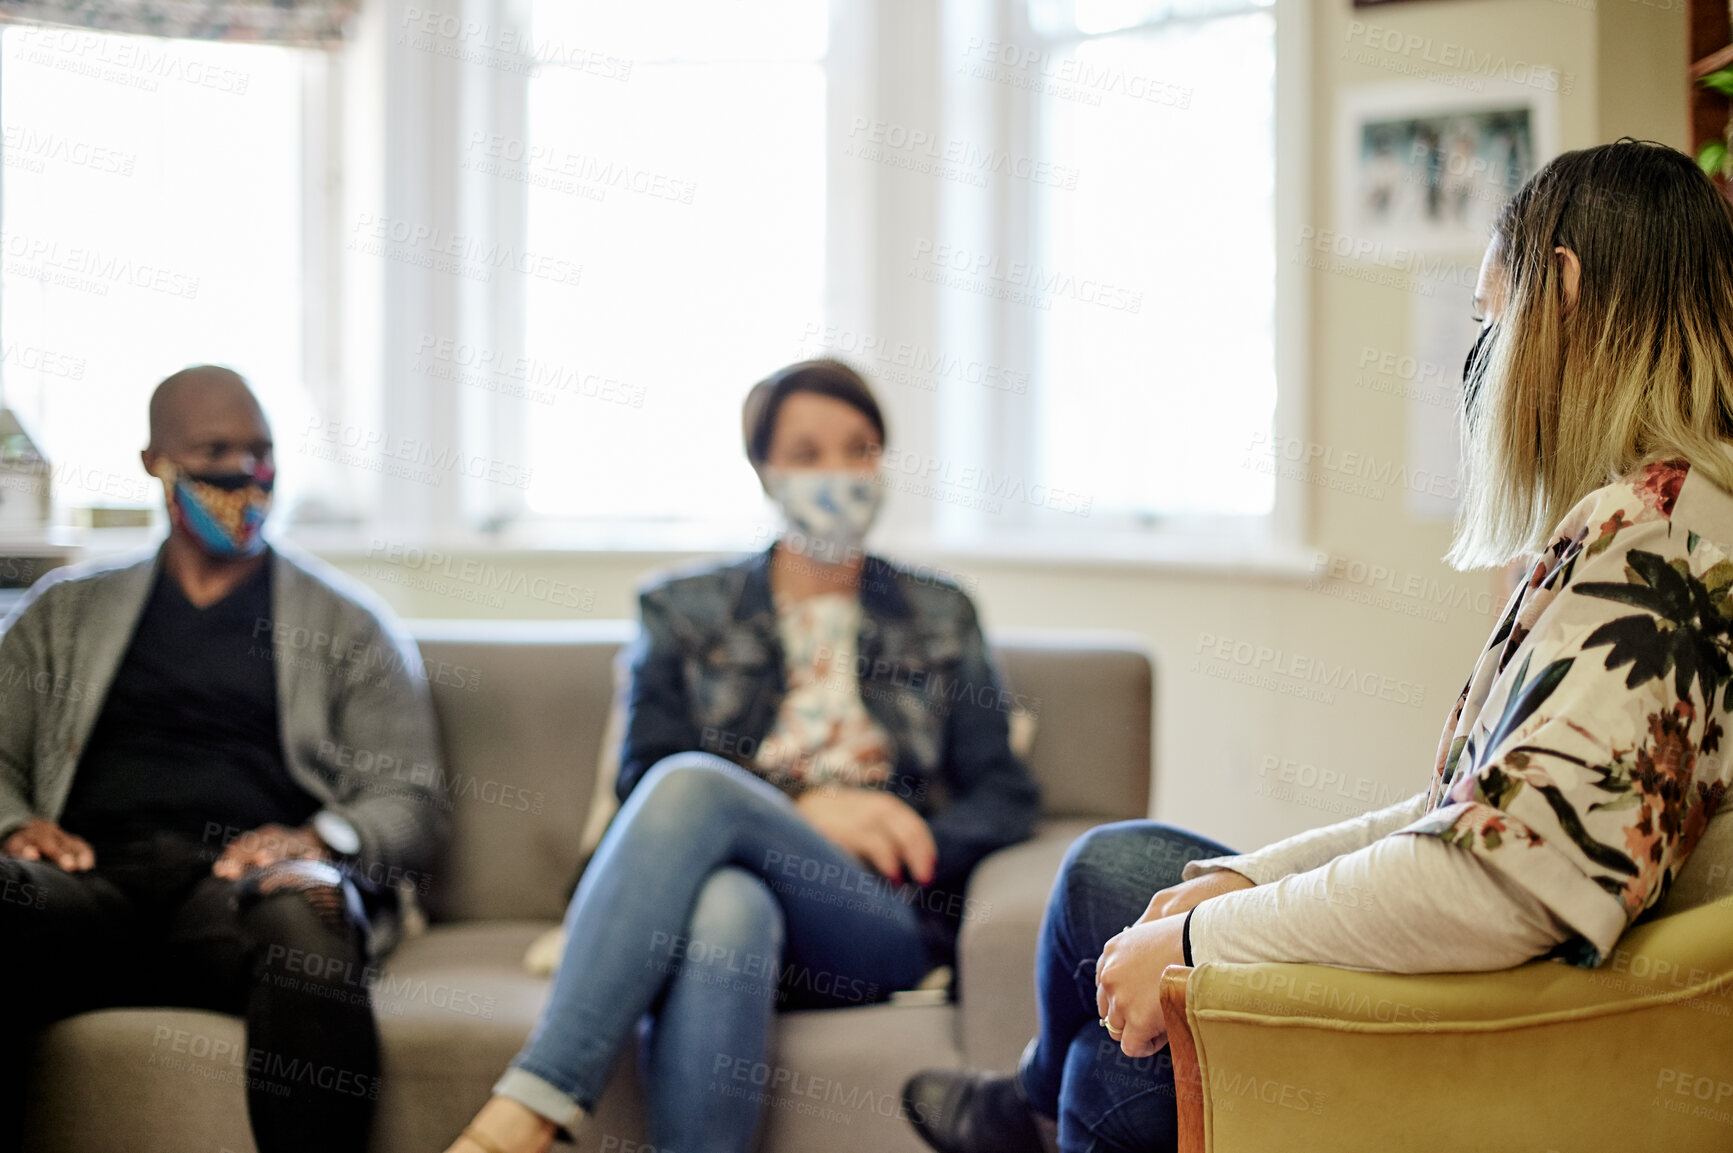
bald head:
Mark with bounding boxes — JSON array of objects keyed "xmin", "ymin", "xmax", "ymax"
[
  {"xmin": 148, "ymin": 366, "xmax": 267, "ymax": 453},
  {"xmin": 142, "ymin": 365, "xmax": 274, "ymax": 481}
]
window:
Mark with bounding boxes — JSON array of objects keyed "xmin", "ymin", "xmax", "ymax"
[
  {"xmin": 0, "ymin": 1, "xmax": 1302, "ymax": 562},
  {"xmin": 1028, "ymin": 2, "xmax": 1277, "ymax": 523},
  {"xmin": 514, "ymin": 1, "xmax": 828, "ymax": 537},
  {"xmin": 0, "ymin": 26, "xmax": 323, "ymax": 519}
]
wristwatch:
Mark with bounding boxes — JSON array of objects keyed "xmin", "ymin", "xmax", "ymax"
[{"xmin": 312, "ymin": 810, "xmax": 362, "ymax": 858}]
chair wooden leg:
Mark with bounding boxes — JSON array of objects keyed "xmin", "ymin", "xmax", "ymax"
[{"xmin": 1161, "ymin": 965, "xmax": 1206, "ymax": 1153}]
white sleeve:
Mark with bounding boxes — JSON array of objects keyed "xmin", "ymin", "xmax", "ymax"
[
  {"xmin": 1180, "ymin": 790, "xmax": 1431, "ymax": 886},
  {"xmin": 1187, "ymin": 832, "xmax": 1573, "ymax": 973}
]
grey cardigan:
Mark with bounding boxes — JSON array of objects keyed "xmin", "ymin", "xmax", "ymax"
[{"xmin": 0, "ymin": 539, "xmax": 448, "ymax": 889}]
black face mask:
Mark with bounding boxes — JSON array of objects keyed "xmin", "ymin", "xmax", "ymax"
[{"xmin": 1463, "ymin": 325, "xmax": 1494, "ymax": 416}]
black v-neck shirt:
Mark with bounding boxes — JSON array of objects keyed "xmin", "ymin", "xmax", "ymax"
[{"xmin": 59, "ymin": 558, "xmax": 319, "ymax": 848}]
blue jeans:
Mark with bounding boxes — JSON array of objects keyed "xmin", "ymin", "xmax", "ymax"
[
  {"xmin": 1016, "ymin": 821, "xmax": 1236, "ymax": 1153},
  {"xmin": 496, "ymin": 753, "xmax": 934, "ymax": 1152}
]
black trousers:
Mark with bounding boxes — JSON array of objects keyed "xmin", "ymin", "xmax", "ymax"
[{"xmin": 0, "ymin": 830, "xmax": 381, "ymax": 1153}]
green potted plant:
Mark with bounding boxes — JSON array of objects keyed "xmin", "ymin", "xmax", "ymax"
[{"xmin": 1699, "ymin": 65, "xmax": 1733, "ymax": 182}]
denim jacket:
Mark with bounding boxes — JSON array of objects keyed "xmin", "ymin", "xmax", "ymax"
[{"xmin": 619, "ymin": 546, "xmax": 1041, "ymax": 957}]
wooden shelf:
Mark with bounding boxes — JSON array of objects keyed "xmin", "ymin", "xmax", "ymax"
[{"xmin": 1694, "ymin": 43, "xmax": 1733, "ymax": 80}]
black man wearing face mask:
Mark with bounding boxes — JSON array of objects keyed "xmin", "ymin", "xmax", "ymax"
[{"xmin": 0, "ymin": 365, "xmax": 448, "ymax": 1153}]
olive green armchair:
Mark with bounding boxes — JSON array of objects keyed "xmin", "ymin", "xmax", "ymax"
[{"xmin": 1160, "ymin": 817, "xmax": 1733, "ymax": 1152}]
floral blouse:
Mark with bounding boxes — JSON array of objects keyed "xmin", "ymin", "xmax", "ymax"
[
  {"xmin": 1406, "ymin": 456, "xmax": 1733, "ymax": 966},
  {"xmin": 752, "ymin": 592, "xmax": 895, "ymax": 792}
]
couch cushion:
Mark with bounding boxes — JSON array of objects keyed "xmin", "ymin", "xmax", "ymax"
[
  {"xmin": 413, "ymin": 620, "xmax": 633, "ymax": 923},
  {"xmin": 992, "ymin": 629, "xmax": 1152, "ymax": 821},
  {"xmin": 25, "ymin": 1008, "xmax": 258, "ymax": 1153}
]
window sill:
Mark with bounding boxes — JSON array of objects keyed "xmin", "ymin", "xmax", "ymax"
[
  {"xmin": 60, "ymin": 521, "xmax": 1324, "ymax": 582},
  {"xmin": 277, "ymin": 523, "xmax": 1322, "ymax": 582}
]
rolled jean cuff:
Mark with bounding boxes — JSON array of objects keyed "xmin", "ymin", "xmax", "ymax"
[{"xmin": 492, "ymin": 1066, "xmax": 587, "ymax": 1134}]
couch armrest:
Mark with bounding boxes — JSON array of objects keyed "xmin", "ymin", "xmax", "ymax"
[
  {"xmin": 955, "ymin": 818, "xmax": 1101, "ymax": 1071},
  {"xmin": 1162, "ymin": 898, "xmax": 1733, "ymax": 1152}
]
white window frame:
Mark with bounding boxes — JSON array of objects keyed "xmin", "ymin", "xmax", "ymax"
[{"xmin": 899, "ymin": 0, "xmax": 1312, "ymax": 572}]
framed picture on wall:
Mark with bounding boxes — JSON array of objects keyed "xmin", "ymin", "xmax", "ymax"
[{"xmin": 1335, "ymin": 81, "xmax": 1559, "ymax": 253}]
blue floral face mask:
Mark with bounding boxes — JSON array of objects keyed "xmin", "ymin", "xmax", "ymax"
[
  {"xmin": 158, "ymin": 462, "xmax": 274, "ymax": 559},
  {"xmin": 766, "ymin": 470, "xmax": 883, "ymax": 563}
]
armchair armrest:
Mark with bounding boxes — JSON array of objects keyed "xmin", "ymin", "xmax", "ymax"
[
  {"xmin": 1160, "ymin": 898, "xmax": 1733, "ymax": 1152},
  {"xmin": 955, "ymin": 818, "xmax": 1103, "ymax": 1071}
]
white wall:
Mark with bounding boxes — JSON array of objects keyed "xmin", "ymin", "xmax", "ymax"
[{"xmin": 310, "ymin": 0, "xmax": 1689, "ymax": 854}]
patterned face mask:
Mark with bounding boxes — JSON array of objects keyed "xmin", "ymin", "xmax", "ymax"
[
  {"xmin": 159, "ymin": 462, "xmax": 275, "ymax": 558},
  {"xmin": 766, "ymin": 469, "xmax": 883, "ymax": 564}
]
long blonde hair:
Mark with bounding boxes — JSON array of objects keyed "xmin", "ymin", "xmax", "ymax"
[{"xmin": 1449, "ymin": 140, "xmax": 1733, "ymax": 569}]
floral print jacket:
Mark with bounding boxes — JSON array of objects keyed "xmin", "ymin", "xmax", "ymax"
[{"xmin": 1406, "ymin": 456, "xmax": 1733, "ymax": 966}]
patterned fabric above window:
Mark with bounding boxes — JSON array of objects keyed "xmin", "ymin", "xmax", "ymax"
[{"xmin": 0, "ymin": 0, "xmax": 355, "ymax": 46}]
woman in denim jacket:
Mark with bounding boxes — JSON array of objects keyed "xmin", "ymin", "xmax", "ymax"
[{"xmin": 449, "ymin": 360, "xmax": 1041, "ymax": 1153}]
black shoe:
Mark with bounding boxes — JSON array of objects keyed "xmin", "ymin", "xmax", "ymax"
[{"xmin": 901, "ymin": 1068, "xmax": 1050, "ymax": 1153}]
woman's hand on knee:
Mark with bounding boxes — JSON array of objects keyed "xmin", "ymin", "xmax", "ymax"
[
  {"xmin": 1096, "ymin": 913, "xmax": 1187, "ymax": 1058},
  {"xmin": 1137, "ymin": 869, "xmax": 1253, "ymax": 926},
  {"xmin": 795, "ymin": 787, "xmax": 937, "ymax": 886}
]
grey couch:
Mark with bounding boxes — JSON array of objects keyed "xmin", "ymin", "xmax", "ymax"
[{"xmin": 24, "ymin": 620, "xmax": 1154, "ymax": 1153}]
